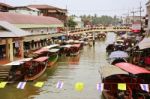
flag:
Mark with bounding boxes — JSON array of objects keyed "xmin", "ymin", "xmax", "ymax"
[
  {"xmin": 140, "ymin": 84, "xmax": 149, "ymax": 92},
  {"xmin": 0, "ymin": 82, "xmax": 7, "ymax": 88},
  {"xmin": 34, "ymin": 82, "xmax": 44, "ymax": 88},
  {"xmin": 56, "ymin": 81, "xmax": 64, "ymax": 89},
  {"xmin": 97, "ymin": 83, "xmax": 104, "ymax": 92},
  {"xmin": 75, "ymin": 82, "xmax": 84, "ymax": 92},
  {"xmin": 118, "ymin": 83, "xmax": 126, "ymax": 90},
  {"xmin": 17, "ymin": 82, "xmax": 26, "ymax": 89}
]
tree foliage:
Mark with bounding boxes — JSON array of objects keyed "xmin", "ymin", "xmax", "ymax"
[
  {"xmin": 80, "ymin": 14, "xmax": 121, "ymax": 26},
  {"xmin": 65, "ymin": 17, "xmax": 77, "ymax": 28}
]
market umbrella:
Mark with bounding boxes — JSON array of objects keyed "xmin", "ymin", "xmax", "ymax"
[{"xmin": 109, "ymin": 51, "xmax": 129, "ymax": 59}]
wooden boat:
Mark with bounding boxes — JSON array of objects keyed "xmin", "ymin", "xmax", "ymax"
[
  {"xmin": 70, "ymin": 44, "xmax": 81, "ymax": 56},
  {"xmin": 24, "ymin": 56, "xmax": 48, "ymax": 81},
  {"xmin": 47, "ymin": 48, "xmax": 59, "ymax": 67},
  {"xmin": 60, "ymin": 44, "xmax": 72, "ymax": 56},
  {"xmin": 114, "ymin": 62, "xmax": 150, "ymax": 98},
  {"xmin": 33, "ymin": 46, "xmax": 60, "ymax": 68},
  {"xmin": 4, "ymin": 58, "xmax": 32, "ymax": 82},
  {"xmin": 101, "ymin": 65, "xmax": 150, "ymax": 99},
  {"xmin": 101, "ymin": 66, "xmax": 130, "ymax": 99}
]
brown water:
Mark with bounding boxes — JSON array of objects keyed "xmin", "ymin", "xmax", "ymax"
[{"xmin": 0, "ymin": 32, "xmax": 116, "ymax": 99}]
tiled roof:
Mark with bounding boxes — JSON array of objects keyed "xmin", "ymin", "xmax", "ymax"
[
  {"xmin": 28, "ymin": 4, "xmax": 67, "ymax": 11},
  {"xmin": 0, "ymin": 12, "xmax": 63, "ymax": 25},
  {"xmin": 12, "ymin": 6, "xmax": 40, "ymax": 11}
]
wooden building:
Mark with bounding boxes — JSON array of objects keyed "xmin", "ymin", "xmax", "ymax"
[
  {"xmin": 0, "ymin": 3, "xmax": 13, "ymax": 12},
  {"xmin": 0, "ymin": 12, "xmax": 64, "ymax": 64},
  {"xmin": 28, "ymin": 5, "xmax": 67, "ymax": 22}
]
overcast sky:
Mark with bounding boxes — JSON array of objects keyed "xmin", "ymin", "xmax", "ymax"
[{"xmin": 0, "ymin": 0, "xmax": 148, "ymax": 16}]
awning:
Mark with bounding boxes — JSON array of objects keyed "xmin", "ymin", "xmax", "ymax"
[
  {"xmin": 43, "ymin": 44, "xmax": 60, "ymax": 49},
  {"xmin": 33, "ymin": 56, "xmax": 49, "ymax": 62},
  {"xmin": 100, "ymin": 66, "xmax": 128, "ymax": 78},
  {"xmin": 33, "ymin": 48, "xmax": 48, "ymax": 54},
  {"xmin": 115, "ymin": 62, "xmax": 150, "ymax": 74},
  {"xmin": 138, "ymin": 37, "xmax": 150, "ymax": 49},
  {"xmin": 109, "ymin": 51, "xmax": 129, "ymax": 59},
  {"xmin": 65, "ymin": 39, "xmax": 74, "ymax": 43},
  {"xmin": 60, "ymin": 44, "xmax": 72, "ymax": 48},
  {"xmin": 0, "ymin": 21, "xmax": 31, "ymax": 37},
  {"xmin": 71, "ymin": 44, "xmax": 81, "ymax": 48},
  {"xmin": 49, "ymin": 48, "xmax": 59, "ymax": 53},
  {"xmin": 5, "ymin": 58, "xmax": 32, "ymax": 66}
]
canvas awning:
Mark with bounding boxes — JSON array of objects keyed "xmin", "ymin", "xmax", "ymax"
[
  {"xmin": 33, "ymin": 48, "xmax": 49, "ymax": 54},
  {"xmin": 5, "ymin": 58, "xmax": 32, "ymax": 66},
  {"xmin": 43, "ymin": 44, "xmax": 60, "ymax": 49},
  {"xmin": 138, "ymin": 37, "xmax": 150, "ymax": 49},
  {"xmin": 49, "ymin": 48, "xmax": 59, "ymax": 53},
  {"xmin": 33, "ymin": 56, "xmax": 49, "ymax": 62},
  {"xmin": 115, "ymin": 62, "xmax": 150, "ymax": 74},
  {"xmin": 100, "ymin": 66, "xmax": 128, "ymax": 79}
]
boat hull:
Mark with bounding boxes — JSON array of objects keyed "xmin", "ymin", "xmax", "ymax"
[
  {"xmin": 24, "ymin": 65, "xmax": 47, "ymax": 81},
  {"xmin": 47, "ymin": 54, "xmax": 58, "ymax": 67}
]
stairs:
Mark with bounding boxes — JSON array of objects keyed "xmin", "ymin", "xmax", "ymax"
[{"xmin": 0, "ymin": 65, "xmax": 11, "ymax": 81}]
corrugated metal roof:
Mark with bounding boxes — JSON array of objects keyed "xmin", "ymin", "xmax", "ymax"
[
  {"xmin": 15, "ymin": 24, "xmax": 63, "ymax": 28},
  {"xmin": 28, "ymin": 4, "xmax": 60, "ymax": 9},
  {"xmin": 0, "ymin": 21, "xmax": 31, "ymax": 37},
  {"xmin": 0, "ymin": 12, "xmax": 63, "ymax": 25}
]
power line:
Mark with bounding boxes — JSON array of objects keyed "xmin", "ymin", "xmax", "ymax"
[{"xmin": 68, "ymin": 9, "xmax": 130, "ymax": 12}]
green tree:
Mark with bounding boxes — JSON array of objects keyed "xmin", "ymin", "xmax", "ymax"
[{"xmin": 66, "ymin": 17, "xmax": 77, "ymax": 28}]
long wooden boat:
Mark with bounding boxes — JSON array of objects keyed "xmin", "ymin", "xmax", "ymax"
[
  {"xmin": 60, "ymin": 44, "xmax": 72, "ymax": 56},
  {"xmin": 47, "ymin": 48, "xmax": 59, "ymax": 67},
  {"xmin": 4, "ymin": 58, "xmax": 32, "ymax": 82},
  {"xmin": 33, "ymin": 46, "xmax": 60, "ymax": 68},
  {"xmin": 101, "ymin": 66, "xmax": 130, "ymax": 99},
  {"xmin": 114, "ymin": 62, "xmax": 150, "ymax": 98},
  {"xmin": 24, "ymin": 56, "xmax": 48, "ymax": 81},
  {"xmin": 101, "ymin": 64, "xmax": 150, "ymax": 99},
  {"xmin": 70, "ymin": 44, "xmax": 81, "ymax": 56}
]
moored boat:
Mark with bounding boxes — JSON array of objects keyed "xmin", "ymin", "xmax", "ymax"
[
  {"xmin": 33, "ymin": 46, "xmax": 60, "ymax": 68},
  {"xmin": 24, "ymin": 56, "xmax": 48, "ymax": 81},
  {"xmin": 60, "ymin": 44, "xmax": 72, "ymax": 56},
  {"xmin": 47, "ymin": 48, "xmax": 59, "ymax": 67},
  {"xmin": 115, "ymin": 62, "xmax": 150, "ymax": 98},
  {"xmin": 101, "ymin": 65, "xmax": 150, "ymax": 99},
  {"xmin": 101, "ymin": 66, "xmax": 130, "ymax": 99},
  {"xmin": 4, "ymin": 58, "xmax": 32, "ymax": 82},
  {"xmin": 70, "ymin": 44, "xmax": 81, "ymax": 56}
]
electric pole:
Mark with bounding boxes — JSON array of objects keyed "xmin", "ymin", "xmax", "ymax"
[
  {"xmin": 131, "ymin": 8, "xmax": 136, "ymax": 23},
  {"xmin": 130, "ymin": 2, "xmax": 144, "ymax": 33},
  {"xmin": 139, "ymin": 2, "xmax": 144, "ymax": 33}
]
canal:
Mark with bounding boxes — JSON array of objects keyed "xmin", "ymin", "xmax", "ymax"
[{"xmin": 0, "ymin": 32, "xmax": 116, "ymax": 99}]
